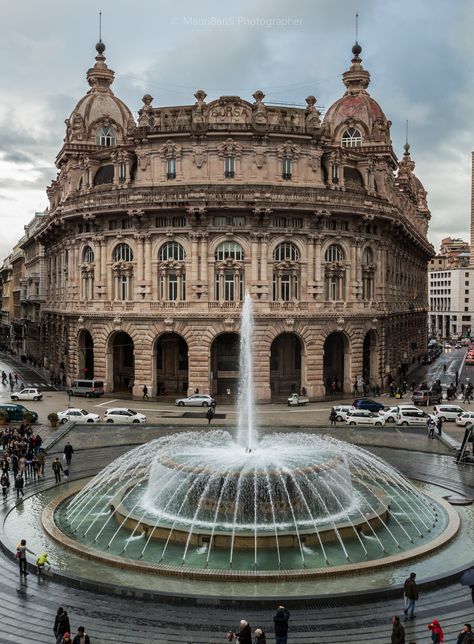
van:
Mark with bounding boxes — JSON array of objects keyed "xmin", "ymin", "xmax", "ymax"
[
  {"xmin": 396, "ymin": 409, "xmax": 429, "ymax": 426},
  {"xmin": 67, "ymin": 379, "xmax": 105, "ymax": 398},
  {"xmin": 0, "ymin": 403, "xmax": 38, "ymax": 423}
]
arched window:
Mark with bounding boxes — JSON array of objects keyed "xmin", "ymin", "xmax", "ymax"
[
  {"xmin": 83, "ymin": 246, "xmax": 94, "ymax": 263},
  {"xmin": 273, "ymin": 242, "xmax": 300, "ymax": 262},
  {"xmin": 362, "ymin": 247, "xmax": 374, "ymax": 265},
  {"xmin": 272, "ymin": 243, "xmax": 300, "ymax": 301},
  {"xmin": 93, "ymin": 164, "xmax": 114, "ymax": 186},
  {"xmin": 96, "ymin": 126, "xmax": 115, "ymax": 147},
  {"xmin": 325, "ymin": 244, "xmax": 345, "ymax": 263},
  {"xmin": 341, "ymin": 127, "xmax": 362, "ymax": 148},
  {"xmin": 113, "ymin": 243, "xmax": 133, "ymax": 262},
  {"xmin": 159, "ymin": 241, "xmax": 186, "ymax": 261},
  {"xmin": 362, "ymin": 247, "xmax": 375, "ymax": 300},
  {"xmin": 215, "ymin": 241, "xmax": 244, "ymax": 261}
]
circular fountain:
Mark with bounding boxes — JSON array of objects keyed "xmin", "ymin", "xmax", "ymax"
[{"xmin": 43, "ymin": 295, "xmax": 459, "ymax": 581}]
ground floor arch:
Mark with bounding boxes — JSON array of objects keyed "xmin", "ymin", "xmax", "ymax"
[
  {"xmin": 362, "ymin": 330, "xmax": 379, "ymax": 386},
  {"xmin": 323, "ymin": 331, "xmax": 351, "ymax": 394},
  {"xmin": 153, "ymin": 333, "xmax": 189, "ymax": 395},
  {"xmin": 107, "ymin": 331, "xmax": 135, "ymax": 392},
  {"xmin": 270, "ymin": 332, "xmax": 303, "ymax": 396},
  {"xmin": 210, "ymin": 333, "xmax": 240, "ymax": 396},
  {"xmin": 78, "ymin": 329, "xmax": 94, "ymax": 379}
]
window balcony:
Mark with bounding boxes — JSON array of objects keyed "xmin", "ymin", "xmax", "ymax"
[{"xmin": 224, "ymin": 171, "xmax": 235, "ymax": 179}]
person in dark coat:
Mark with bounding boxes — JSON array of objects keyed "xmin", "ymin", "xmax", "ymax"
[
  {"xmin": 52, "ymin": 457, "xmax": 63, "ymax": 483},
  {"xmin": 53, "ymin": 608, "xmax": 64, "ymax": 640},
  {"xmin": 403, "ymin": 572, "xmax": 419, "ymax": 620},
  {"xmin": 273, "ymin": 605, "xmax": 290, "ymax": 644},
  {"xmin": 55, "ymin": 609, "xmax": 71, "ymax": 643},
  {"xmin": 72, "ymin": 626, "xmax": 91, "ymax": 644},
  {"xmin": 228, "ymin": 620, "xmax": 252, "ymax": 644},
  {"xmin": 206, "ymin": 406, "xmax": 215, "ymax": 425},
  {"xmin": 254, "ymin": 628, "xmax": 266, "ymax": 643},
  {"xmin": 457, "ymin": 624, "xmax": 474, "ymax": 643},
  {"xmin": 14, "ymin": 473, "xmax": 24, "ymax": 500},
  {"xmin": 63, "ymin": 443, "xmax": 74, "ymax": 467},
  {"xmin": 391, "ymin": 615, "xmax": 405, "ymax": 643}
]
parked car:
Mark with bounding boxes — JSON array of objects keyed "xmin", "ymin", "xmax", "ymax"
[
  {"xmin": 332, "ymin": 405, "xmax": 356, "ymax": 422},
  {"xmin": 379, "ymin": 405, "xmax": 420, "ymax": 423},
  {"xmin": 345, "ymin": 410, "xmax": 385, "ymax": 426},
  {"xmin": 0, "ymin": 403, "xmax": 38, "ymax": 423},
  {"xmin": 456, "ymin": 412, "xmax": 474, "ymax": 428},
  {"xmin": 67, "ymin": 379, "xmax": 105, "ymax": 398},
  {"xmin": 432, "ymin": 404, "xmax": 466, "ymax": 422},
  {"xmin": 396, "ymin": 409, "xmax": 430, "ymax": 426},
  {"xmin": 352, "ymin": 398, "xmax": 384, "ymax": 413},
  {"xmin": 104, "ymin": 408, "xmax": 147, "ymax": 423},
  {"xmin": 175, "ymin": 394, "xmax": 215, "ymax": 407},
  {"xmin": 411, "ymin": 390, "xmax": 442, "ymax": 406},
  {"xmin": 287, "ymin": 393, "xmax": 309, "ymax": 406},
  {"xmin": 11, "ymin": 388, "xmax": 42, "ymax": 401},
  {"xmin": 57, "ymin": 408, "xmax": 101, "ymax": 424}
]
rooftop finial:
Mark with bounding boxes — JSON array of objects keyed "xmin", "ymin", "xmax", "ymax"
[
  {"xmin": 352, "ymin": 12, "xmax": 362, "ymax": 58},
  {"xmin": 404, "ymin": 119, "xmax": 410, "ymax": 154},
  {"xmin": 96, "ymin": 10, "xmax": 106, "ymax": 55}
]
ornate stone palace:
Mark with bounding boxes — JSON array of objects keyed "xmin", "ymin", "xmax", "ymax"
[{"xmin": 18, "ymin": 39, "xmax": 433, "ymax": 399}]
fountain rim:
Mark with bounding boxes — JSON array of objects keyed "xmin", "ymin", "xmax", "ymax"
[{"xmin": 42, "ymin": 480, "xmax": 460, "ymax": 582}]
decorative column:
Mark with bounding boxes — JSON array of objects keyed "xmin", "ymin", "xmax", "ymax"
[{"xmin": 144, "ymin": 235, "xmax": 152, "ymax": 299}]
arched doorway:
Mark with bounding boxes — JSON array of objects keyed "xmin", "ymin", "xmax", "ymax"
[
  {"xmin": 270, "ymin": 333, "xmax": 302, "ymax": 396},
  {"xmin": 323, "ymin": 332, "xmax": 350, "ymax": 394},
  {"xmin": 154, "ymin": 333, "xmax": 189, "ymax": 395},
  {"xmin": 78, "ymin": 330, "xmax": 94, "ymax": 378},
  {"xmin": 362, "ymin": 330, "xmax": 378, "ymax": 386},
  {"xmin": 210, "ymin": 333, "xmax": 240, "ymax": 396},
  {"xmin": 108, "ymin": 331, "xmax": 134, "ymax": 392}
]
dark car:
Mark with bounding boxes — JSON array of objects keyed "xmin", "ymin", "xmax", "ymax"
[
  {"xmin": 0, "ymin": 403, "xmax": 38, "ymax": 423},
  {"xmin": 352, "ymin": 398, "xmax": 384, "ymax": 413},
  {"xmin": 411, "ymin": 389, "xmax": 442, "ymax": 406}
]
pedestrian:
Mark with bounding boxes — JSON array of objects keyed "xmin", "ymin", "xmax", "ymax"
[
  {"xmin": 403, "ymin": 572, "xmax": 418, "ymax": 620},
  {"xmin": 55, "ymin": 610, "xmax": 71, "ymax": 644},
  {"xmin": 14, "ymin": 473, "xmax": 24, "ymax": 500},
  {"xmin": 329, "ymin": 407, "xmax": 337, "ymax": 426},
  {"xmin": 253, "ymin": 628, "xmax": 266, "ymax": 643},
  {"xmin": 52, "ymin": 457, "xmax": 63, "ymax": 484},
  {"xmin": 1, "ymin": 471, "xmax": 9, "ymax": 498},
  {"xmin": 72, "ymin": 626, "xmax": 91, "ymax": 644},
  {"xmin": 206, "ymin": 406, "xmax": 215, "ymax": 425},
  {"xmin": 59, "ymin": 633, "xmax": 72, "ymax": 644},
  {"xmin": 437, "ymin": 417, "xmax": 443, "ymax": 436},
  {"xmin": 232, "ymin": 620, "xmax": 252, "ymax": 644},
  {"xmin": 427, "ymin": 418, "xmax": 435, "ymax": 439},
  {"xmin": 470, "ymin": 585, "xmax": 474, "ymax": 605},
  {"xmin": 427, "ymin": 619, "xmax": 444, "ymax": 642},
  {"xmin": 391, "ymin": 615, "xmax": 405, "ymax": 643},
  {"xmin": 10, "ymin": 381, "xmax": 14, "ymax": 393},
  {"xmin": 457, "ymin": 624, "xmax": 474, "ymax": 643},
  {"xmin": 63, "ymin": 442, "xmax": 74, "ymax": 467},
  {"xmin": 16, "ymin": 538, "xmax": 34, "ymax": 576},
  {"xmin": 142, "ymin": 384, "xmax": 149, "ymax": 400},
  {"xmin": 36, "ymin": 552, "xmax": 50, "ymax": 575},
  {"xmin": 273, "ymin": 605, "xmax": 290, "ymax": 644},
  {"xmin": 53, "ymin": 608, "xmax": 65, "ymax": 641},
  {"xmin": 38, "ymin": 449, "xmax": 45, "ymax": 475}
]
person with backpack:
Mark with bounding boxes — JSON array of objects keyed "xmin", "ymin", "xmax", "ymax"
[
  {"xmin": 273, "ymin": 605, "xmax": 290, "ymax": 644},
  {"xmin": 206, "ymin": 406, "xmax": 215, "ymax": 425}
]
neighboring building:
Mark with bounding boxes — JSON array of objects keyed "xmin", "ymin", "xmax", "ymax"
[
  {"xmin": 429, "ymin": 264, "xmax": 474, "ymax": 339},
  {"xmin": 437, "ymin": 236, "xmax": 470, "ymax": 268},
  {"xmin": 9, "ymin": 241, "xmax": 26, "ymax": 354},
  {"xmin": 0, "ymin": 257, "xmax": 12, "ymax": 349},
  {"xmin": 8, "ymin": 39, "xmax": 433, "ymax": 398}
]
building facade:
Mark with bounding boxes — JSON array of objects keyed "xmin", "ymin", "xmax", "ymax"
[
  {"xmin": 429, "ymin": 266, "xmax": 474, "ymax": 338},
  {"xmin": 19, "ymin": 39, "xmax": 433, "ymax": 399}
]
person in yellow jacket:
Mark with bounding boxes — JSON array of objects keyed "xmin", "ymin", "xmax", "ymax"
[{"xmin": 36, "ymin": 552, "xmax": 50, "ymax": 575}]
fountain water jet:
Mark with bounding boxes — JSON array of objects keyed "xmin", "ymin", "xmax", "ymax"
[{"xmin": 237, "ymin": 292, "xmax": 257, "ymax": 450}]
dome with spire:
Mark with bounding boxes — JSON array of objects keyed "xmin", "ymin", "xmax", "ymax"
[
  {"xmin": 323, "ymin": 43, "xmax": 391, "ymax": 148},
  {"xmin": 64, "ymin": 41, "xmax": 134, "ymax": 146}
]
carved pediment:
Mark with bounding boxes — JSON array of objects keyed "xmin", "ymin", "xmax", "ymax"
[{"xmin": 207, "ymin": 97, "xmax": 252, "ymax": 126}]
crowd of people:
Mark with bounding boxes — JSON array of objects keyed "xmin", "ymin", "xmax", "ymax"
[
  {"xmin": 1, "ymin": 423, "xmax": 45, "ymax": 499},
  {"xmin": 226, "ymin": 605, "xmax": 290, "ymax": 643}
]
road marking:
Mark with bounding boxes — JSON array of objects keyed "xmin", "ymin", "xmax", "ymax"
[{"xmin": 95, "ymin": 399, "xmax": 119, "ymax": 407}]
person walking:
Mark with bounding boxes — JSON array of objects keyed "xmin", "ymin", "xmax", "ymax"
[
  {"xmin": 436, "ymin": 416, "xmax": 443, "ymax": 436},
  {"xmin": 14, "ymin": 473, "xmax": 24, "ymax": 500},
  {"xmin": 1, "ymin": 471, "xmax": 9, "ymax": 498},
  {"xmin": 36, "ymin": 552, "xmax": 50, "ymax": 575},
  {"xmin": 206, "ymin": 406, "xmax": 215, "ymax": 425},
  {"xmin": 457, "ymin": 624, "xmax": 474, "ymax": 643},
  {"xmin": 52, "ymin": 457, "xmax": 63, "ymax": 484},
  {"xmin": 53, "ymin": 608, "xmax": 65, "ymax": 641},
  {"xmin": 273, "ymin": 605, "xmax": 290, "ymax": 644},
  {"xmin": 63, "ymin": 443, "xmax": 74, "ymax": 467},
  {"xmin": 391, "ymin": 615, "xmax": 405, "ymax": 643},
  {"xmin": 72, "ymin": 626, "xmax": 91, "ymax": 644},
  {"xmin": 38, "ymin": 449, "xmax": 45, "ymax": 476},
  {"xmin": 403, "ymin": 572, "xmax": 419, "ymax": 620},
  {"xmin": 16, "ymin": 538, "xmax": 34, "ymax": 576},
  {"xmin": 55, "ymin": 610, "xmax": 71, "ymax": 644},
  {"xmin": 427, "ymin": 619, "xmax": 444, "ymax": 642},
  {"xmin": 427, "ymin": 418, "xmax": 435, "ymax": 439},
  {"xmin": 142, "ymin": 384, "xmax": 149, "ymax": 400},
  {"xmin": 329, "ymin": 408, "xmax": 337, "ymax": 426}
]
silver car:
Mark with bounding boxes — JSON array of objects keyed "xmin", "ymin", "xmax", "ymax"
[{"xmin": 175, "ymin": 394, "xmax": 215, "ymax": 407}]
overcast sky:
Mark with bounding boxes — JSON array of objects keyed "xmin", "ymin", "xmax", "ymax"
[{"xmin": 0, "ymin": 0, "xmax": 472, "ymax": 260}]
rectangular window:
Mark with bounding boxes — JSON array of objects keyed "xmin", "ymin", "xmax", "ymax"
[
  {"xmin": 119, "ymin": 162, "xmax": 126, "ymax": 182},
  {"xmin": 108, "ymin": 220, "xmax": 117, "ymax": 230},
  {"xmin": 293, "ymin": 218, "xmax": 303, "ymax": 228},
  {"xmin": 273, "ymin": 216, "xmax": 287, "ymax": 228},
  {"xmin": 232, "ymin": 216, "xmax": 245, "ymax": 227},
  {"xmin": 172, "ymin": 216, "xmax": 186, "ymax": 227},
  {"xmin": 168, "ymin": 274, "xmax": 178, "ymax": 301},
  {"xmin": 224, "ymin": 157, "xmax": 235, "ymax": 178},
  {"xmin": 119, "ymin": 275, "xmax": 128, "ymax": 301},
  {"xmin": 167, "ymin": 158, "xmax": 176, "ymax": 180},
  {"xmin": 282, "ymin": 157, "xmax": 292, "ymax": 180},
  {"xmin": 281, "ymin": 274, "xmax": 291, "ymax": 301},
  {"xmin": 224, "ymin": 272, "xmax": 235, "ymax": 301},
  {"xmin": 121, "ymin": 219, "xmax": 133, "ymax": 229},
  {"xmin": 462, "ymin": 315, "xmax": 471, "ymax": 321},
  {"xmin": 215, "ymin": 216, "xmax": 228, "ymax": 226},
  {"xmin": 155, "ymin": 217, "xmax": 168, "ymax": 228},
  {"xmin": 466, "ymin": 281, "xmax": 470, "ymax": 286}
]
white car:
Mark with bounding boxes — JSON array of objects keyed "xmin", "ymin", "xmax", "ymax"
[
  {"xmin": 345, "ymin": 410, "xmax": 385, "ymax": 426},
  {"xmin": 379, "ymin": 405, "xmax": 420, "ymax": 423},
  {"xmin": 57, "ymin": 408, "xmax": 101, "ymax": 424},
  {"xmin": 175, "ymin": 394, "xmax": 215, "ymax": 407},
  {"xmin": 11, "ymin": 388, "xmax": 42, "ymax": 401},
  {"xmin": 396, "ymin": 409, "xmax": 431, "ymax": 426},
  {"xmin": 332, "ymin": 405, "xmax": 355, "ymax": 421},
  {"xmin": 432, "ymin": 404, "xmax": 466, "ymax": 422},
  {"xmin": 456, "ymin": 412, "xmax": 474, "ymax": 428},
  {"xmin": 104, "ymin": 408, "xmax": 147, "ymax": 423}
]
